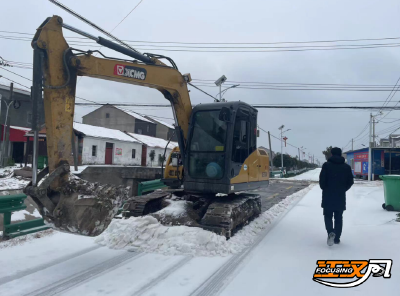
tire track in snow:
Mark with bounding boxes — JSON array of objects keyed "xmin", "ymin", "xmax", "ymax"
[
  {"xmin": 132, "ymin": 256, "xmax": 193, "ymax": 296},
  {"xmin": 0, "ymin": 245, "xmax": 101, "ymax": 286},
  {"xmin": 25, "ymin": 250, "xmax": 144, "ymax": 296},
  {"xmin": 190, "ymin": 186, "xmax": 311, "ymax": 296}
]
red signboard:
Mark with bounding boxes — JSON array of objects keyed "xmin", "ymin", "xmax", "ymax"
[
  {"xmin": 354, "ymin": 152, "xmax": 368, "ymax": 161},
  {"xmin": 1, "ymin": 125, "xmax": 28, "ymax": 142}
]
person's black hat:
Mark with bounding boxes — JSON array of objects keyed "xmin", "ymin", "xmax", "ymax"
[{"xmin": 331, "ymin": 147, "xmax": 342, "ymax": 156}]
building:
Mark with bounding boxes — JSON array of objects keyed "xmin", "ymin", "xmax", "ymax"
[
  {"xmin": 0, "ymin": 125, "xmax": 31, "ymax": 164},
  {"xmin": 380, "ymin": 135, "xmax": 400, "ymax": 148},
  {"xmin": 73, "ymin": 123, "xmax": 143, "ymax": 165},
  {"xmin": 144, "ymin": 115, "xmax": 177, "ymax": 141},
  {"xmin": 345, "ymin": 147, "xmax": 400, "ymax": 179},
  {"xmin": 25, "ymin": 123, "xmax": 143, "ymax": 166},
  {"xmin": 0, "ymin": 84, "xmax": 45, "ymax": 129},
  {"xmin": 126, "ymin": 132, "xmax": 178, "ymax": 167},
  {"xmin": 82, "ymin": 105, "xmax": 156, "ymax": 137},
  {"xmin": 23, "ymin": 123, "xmax": 179, "ymax": 167},
  {"xmin": 0, "ymin": 84, "xmax": 45, "ymax": 164}
]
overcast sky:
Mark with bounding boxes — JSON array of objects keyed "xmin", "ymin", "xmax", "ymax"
[{"xmin": 1, "ymin": 0, "xmax": 400, "ymax": 163}]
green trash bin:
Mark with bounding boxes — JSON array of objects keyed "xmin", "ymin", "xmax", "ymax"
[
  {"xmin": 380, "ymin": 175, "xmax": 400, "ymax": 211},
  {"xmin": 37, "ymin": 156, "xmax": 48, "ymax": 169}
]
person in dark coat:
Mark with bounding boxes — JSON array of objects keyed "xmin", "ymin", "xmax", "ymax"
[{"xmin": 319, "ymin": 147, "xmax": 354, "ymax": 246}]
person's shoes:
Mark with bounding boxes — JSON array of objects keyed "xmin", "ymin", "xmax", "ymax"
[
  {"xmin": 334, "ymin": 238, "xmax": 340, "ymax": 244},
  {"xmin": 327, "ymin": 232, "xmax": 336, "ymax": 246}
]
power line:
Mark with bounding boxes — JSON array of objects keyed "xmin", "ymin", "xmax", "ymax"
[
  {"xmin": 258, "ymin": 126, "xmax": 300, "ymax": 150},
  {"xmin": 377, "ymin": 77, "xmax": 400, "ymax": 113},
  {"xmin": 3, "ymin": 35, "xmax": 400, "ymax": 52},
  {"xmin": 0, "ymin": 75, "xmax": 30, "ymax": 89},
  {"xmin": 188, "ymin": 83, "xmax": 218, "ymax": 101},
  {"xmin": 0, "ymin": 67, "xmax": 32, "ymax": 81},
  {"xmin": 48, "ymin": 0, "xmax": 141, "ymax": 54},
  {"xmin": 376, "ymin": 122, "xmax": 400, "ymax": 136},
  {"xmin": 73, "ymin": 102, "xmax": 400, "ymax": 110},
  {"xmin": 1, "ymin": 30, "xmax": 400, "ymax": 45},
  {"xmin": 191, "ymin": 83, "xmax": 400, "ymax": 92},
  {"xmin": 192, "ymin": 79, "xmax": 400, "ymax": 88},
  {"xmin": 109, "ymin": 0, "xmax": 145, "ymax": 32}
]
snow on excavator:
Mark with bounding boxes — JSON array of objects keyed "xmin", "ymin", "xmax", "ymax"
[{"xmin": 24, "ymin": 15, "xmax": 270, "ymax": 238}]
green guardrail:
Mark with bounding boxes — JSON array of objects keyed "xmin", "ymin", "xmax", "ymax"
[
  {"xmin": 270, "ymin": 171, "xmax": 283, "ymax": 178},
  {"xmin": 137, "ymin": 179, "xmax": 167, "ymax": 196},
  {"xmin": 0, "ymin": 193, "xmax": 49, "ymax": 239}
]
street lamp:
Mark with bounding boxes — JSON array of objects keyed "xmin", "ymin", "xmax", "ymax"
[
  {"xmin": 278, "ymin": 125, "xmax": 291, "ymax": 173},
  {"xmin": 214, "ymin": 75, "xmax": 227, "ymax": 102},
  {"xmin": 219, "ymin": 84, "xmax": 240, "ymax": 101}
]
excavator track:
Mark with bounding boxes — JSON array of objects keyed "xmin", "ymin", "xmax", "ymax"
[
  {"xmin": 123, "ymin": 191, "xmax": 261, "ymax": 238},
  {"xmin": 123, "ymin": 191, "xmax": 171, "ymax": 217},
  {"xmin": 201, "ymin": 193, "xmax": 262, "ymax": 238}
]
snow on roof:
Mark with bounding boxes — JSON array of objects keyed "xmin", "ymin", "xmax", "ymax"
[
  {"xmin": 2, "ymin": 125, "xmax": 31, "ymax": 132},
  {"xmin": 145, "ymin": 116, "xmax": 175, "ymax": 129},
  {"xmin": 0, "ymin": 84, "xmax": 30, "ymax": 96},
  {"xmin": 127, "ymin": 132, "xmax": 178, "ymax": 149},
  {"xmin": 114, "ymin": 106, "xmax": 153, "ymax": 123},
  {"xmin": 73, "ymin": 122, "xmax": 140, "ymax": 143}
]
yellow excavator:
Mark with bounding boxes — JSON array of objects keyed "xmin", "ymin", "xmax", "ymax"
[{"xmin": 24, "ymin": 16, "xmax": 270, "ymax": 238}]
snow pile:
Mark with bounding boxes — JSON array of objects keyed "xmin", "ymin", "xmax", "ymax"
[
  {"xmin": 156, "ymin": 200, "xmax": 188, "ymax": 219},
  {"xmin": 96, "ymin": 185, "xmax": 314, "ymax": 256},
  {"xmin": 96, "ymin": 216, "xmax": 229, "ymax": 256},
  {"xmin": 11, "ymin": 209, "xmax": 42, "ymax": 221}
]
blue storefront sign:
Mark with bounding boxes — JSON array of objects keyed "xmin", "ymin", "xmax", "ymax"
[{"xmin": 362, "ymin": 162, "xmax": 368, "ymax": 174}]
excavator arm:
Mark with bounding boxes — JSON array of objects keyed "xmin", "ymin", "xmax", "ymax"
[
  {"xmin": 25, "ymin": 16, "xmax": 192, "ymax": 235},
  {"xmin": 33, "ymin": 16, "xmax": 191, "ymax": 181}
]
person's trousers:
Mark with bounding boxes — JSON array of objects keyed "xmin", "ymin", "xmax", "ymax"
[{"xmin": 323, "ymin": 209, "xmax": 343, "ymax": 239}]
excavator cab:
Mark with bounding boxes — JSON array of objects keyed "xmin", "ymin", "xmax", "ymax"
[{"xmin": 184, "ymin": 102, "xmax": 269, "ymax": 194}]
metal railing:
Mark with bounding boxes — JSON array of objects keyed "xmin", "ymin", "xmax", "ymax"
[
  {"xmin": 137, "ymin": 179, "xmax": 167, "ymax": 196},
  {"xmin": 0, "ymin": 193, "xmax": 49, "ymax": 239}
]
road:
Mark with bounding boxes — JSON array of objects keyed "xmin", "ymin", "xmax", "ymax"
[
  {"xmin": 2, "ymin": 174, "xmax": 396, "ymax": 295},
  {"xmin": 257, "ymin": 179, "xmax": 310, "ymax": 212},
  {"xmin": 0, "ymin": 179, "xmax": 310, "ymax": 296}
]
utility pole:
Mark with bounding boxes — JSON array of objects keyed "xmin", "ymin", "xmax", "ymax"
[
  {"xmin": 268, "ymin": 131, "xmax": 273, "ymax": 168},
  {"xmin": 368, "ymin": 113, "xmax": 372, "ymax": 181},
  {"xmin": 1, "ymin": 83, "xmax": 14, "ymax": 167},
  {"xmin": 352, "ymin": 138, "xmax": 354, "ymax": 151},
  {"xmin": 278, "ymin": 125, "xmax": 290, "ymax": 173},
  {"xmin": 298, "ymin": 148, "xmax": 301, "ymax": 160},
  {"xmin": 373, "ymin": 117, "xmax": 376, "ymax": 148},
  {"xmin": 279, "ymin": 125, "xmax": 284, "ymax": 173}
]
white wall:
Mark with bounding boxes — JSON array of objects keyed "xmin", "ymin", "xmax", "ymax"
[
  {"xmin": 145, "ymin": 147, "xmax": 172, "ymax": 167},
  {"xmin": 82, "ymin": 136, "xmax": 142, "ymax": 165}
]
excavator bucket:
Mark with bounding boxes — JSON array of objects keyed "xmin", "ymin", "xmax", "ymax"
[{"xmin": 24, "ymin": 165, "xmax": 129, "ymax": 236}]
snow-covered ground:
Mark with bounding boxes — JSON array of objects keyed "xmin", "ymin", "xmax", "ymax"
[
  {"xmin": 287, "ymin": 167, "xmax": 321, "ymax": 181},
  {"xmin": 0, "ymin": 177, "xmax": 29, "ymax": 191},
  {"xmin": 0, "ymin": 182, "xmax": 398, "ymax": 296},
  {"xmin": 0, "ymin": 164, "xmax": 31, "ymax": 190}
]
